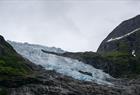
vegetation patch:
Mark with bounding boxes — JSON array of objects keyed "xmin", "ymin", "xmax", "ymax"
[
  {"xmin": 103, "ymin": 51, "xmax": 140, "ymax": 78},
  {"xmin": 0, "ymin": 37, "xmax": 33, "ymax": 81}
]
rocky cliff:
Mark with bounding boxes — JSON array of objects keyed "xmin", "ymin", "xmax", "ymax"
[
  {"xmin": 97, "ymin": 15, "xmax": 140, "ymax": 56},
  {"xmin": 96, "ymin": 15, "xmax": 140, "ymax": 78}
]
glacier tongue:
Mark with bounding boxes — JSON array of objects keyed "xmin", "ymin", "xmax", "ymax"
[{"xmin": 8, "ymin": 41, "xmax": 113, "ymax": 85}]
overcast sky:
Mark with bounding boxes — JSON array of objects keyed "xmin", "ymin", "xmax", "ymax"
[{"xmin": 0, "ymin": 0, "xmax": 140, "ymax": 52}]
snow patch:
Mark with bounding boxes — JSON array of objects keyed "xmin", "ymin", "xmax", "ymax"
[
  {"xmin": 132, "ymin": 50, "xmax": 136, "ymax": 57},
  {"xmin": 107, "ymin": 28, "xmax": 140, "ymax": 42},
  {"xmin": 8, "ymin": 41, "xmax": 113, "ymax": 85}
]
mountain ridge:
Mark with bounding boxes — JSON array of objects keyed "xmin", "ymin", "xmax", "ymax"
[{"xmin": 97, "ymin": 15, "xmax": 140, "ymax": 55}]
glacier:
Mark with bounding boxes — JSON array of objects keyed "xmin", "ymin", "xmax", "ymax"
[
  {"xmin": 107, "ymin": 28, "xmax": 140, "ymax": 42},
  {"xmin": 8, "ymin": 41, "xmax": 113, "ymax": 85}
]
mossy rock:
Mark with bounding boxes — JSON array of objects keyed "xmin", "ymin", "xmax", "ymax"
[{"xmin": 0, "ymin": 35, "xmax": 34, "ymax": 81}]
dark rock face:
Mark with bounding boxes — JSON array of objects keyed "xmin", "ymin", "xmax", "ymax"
[
  {"xmin": 97, "ymin": 15, "xmax": 140, "ymax": 55},
  {"xmin": 0, "ymin": 35, "xmax": 7, "ymax": 56},
  {"xmin": 97, "ymin": 30, "xmax": 140, "ymax": 56},
  {"xmin": 0, "ymin": 35, "xmax": 5, "ymax": 43}
]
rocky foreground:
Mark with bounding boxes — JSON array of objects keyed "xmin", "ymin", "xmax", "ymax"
[{"xmin": 1, "ymin": 69, "xmax": 140, "ymax": 95}]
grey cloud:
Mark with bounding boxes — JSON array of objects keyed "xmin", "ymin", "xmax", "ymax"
[{"xmin": 0, "ymin": 0, "xmax": 140, "ymax": 52}]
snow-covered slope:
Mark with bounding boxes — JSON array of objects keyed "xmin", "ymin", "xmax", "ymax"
[{"xmin": 8, "ymin": 41, "xmax": 113, "ymax": 85}]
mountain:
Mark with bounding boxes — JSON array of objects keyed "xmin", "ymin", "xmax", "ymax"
[
  {"xmin": 97, "ymin": 15, "xmax": 140, "ymax": 78},
  {"xmin": 97, "ymin": 15, "xmax": 140, "ymax": 56},
  {"xmin": 0, "ymin": 35, "xmax": 116, "ymax": 95},
  {"xmin": 1, "ymin": 36, "xmax": 137, "ymax": 95},
  {"xmin": 6, "ymin": 39, "xmax": 140, "ymax": 95},
  {"xmin": 2, "ymin": 15, "xmax": 140, "ymax": 95}
]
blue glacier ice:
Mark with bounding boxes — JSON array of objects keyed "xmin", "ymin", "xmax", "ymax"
[{"xmin": 8, "ymin": 41, "xmax": 113, "ymax": 85}]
